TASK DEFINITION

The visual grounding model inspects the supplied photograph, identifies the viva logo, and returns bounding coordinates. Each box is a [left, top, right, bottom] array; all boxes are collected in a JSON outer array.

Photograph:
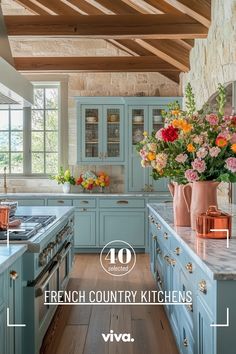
[[102, 330, 134, 342]]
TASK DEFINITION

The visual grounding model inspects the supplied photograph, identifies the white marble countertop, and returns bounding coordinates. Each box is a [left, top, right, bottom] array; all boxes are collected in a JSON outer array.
[[147, 203, 236, 281], [0, 192, 171, 198], [0, 244, 27, 275]]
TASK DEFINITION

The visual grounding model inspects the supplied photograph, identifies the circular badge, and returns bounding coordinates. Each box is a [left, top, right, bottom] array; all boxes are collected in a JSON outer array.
[[100, 240, 136, 277]]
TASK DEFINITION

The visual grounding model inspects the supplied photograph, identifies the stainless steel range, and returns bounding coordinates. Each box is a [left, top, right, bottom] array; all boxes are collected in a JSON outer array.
[[0, 215, 57, 240]]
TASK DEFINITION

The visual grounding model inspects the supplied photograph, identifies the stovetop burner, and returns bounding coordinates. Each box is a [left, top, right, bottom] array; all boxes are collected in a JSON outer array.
[[0, 215, 56, 240]]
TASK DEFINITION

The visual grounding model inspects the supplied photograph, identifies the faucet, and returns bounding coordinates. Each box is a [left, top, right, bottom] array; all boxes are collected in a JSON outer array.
[[3, 166, 7, 194]]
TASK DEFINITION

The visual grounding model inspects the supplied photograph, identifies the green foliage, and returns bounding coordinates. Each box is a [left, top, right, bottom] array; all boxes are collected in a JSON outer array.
[[216, 84, 226, 117], [185, 83, 196, 116]]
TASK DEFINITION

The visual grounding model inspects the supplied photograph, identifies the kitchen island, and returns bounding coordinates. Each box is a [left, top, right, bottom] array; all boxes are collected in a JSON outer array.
[[148, 203, 236, 354]]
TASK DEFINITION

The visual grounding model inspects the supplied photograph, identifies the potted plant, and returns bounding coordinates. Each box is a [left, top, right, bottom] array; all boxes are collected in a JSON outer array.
[[50, 167, 75, 193]]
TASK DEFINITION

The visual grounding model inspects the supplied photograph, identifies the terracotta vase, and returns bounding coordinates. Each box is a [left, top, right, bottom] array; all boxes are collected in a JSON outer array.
[[168, 182, 192, 227], [183, 181, 219, 230]]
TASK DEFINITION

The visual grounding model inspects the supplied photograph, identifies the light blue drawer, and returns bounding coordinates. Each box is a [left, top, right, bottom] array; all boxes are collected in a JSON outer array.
[[17, 199, 45, 206], [47, 199, 72, 206], [99, 198, 145, 208], [73, 198, 96, 208]]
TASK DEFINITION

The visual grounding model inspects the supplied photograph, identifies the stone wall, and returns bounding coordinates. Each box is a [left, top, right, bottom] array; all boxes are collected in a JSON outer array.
[[181, 0, 236, 109]]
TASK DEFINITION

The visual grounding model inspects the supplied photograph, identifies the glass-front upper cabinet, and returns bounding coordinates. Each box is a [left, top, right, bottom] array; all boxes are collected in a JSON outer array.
[[81, 105, 124, 163], [82, 105, 102, 161], [149, 106, 165, 132]]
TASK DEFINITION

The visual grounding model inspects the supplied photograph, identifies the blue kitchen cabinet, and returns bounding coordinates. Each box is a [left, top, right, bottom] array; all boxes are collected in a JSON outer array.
[[128, 104, 171, 192], [197, 297, 215, 354], [99, 210, 145, 247], [0, 304, 7, 354], [79, 103, 124, 163], [74, 210, 96, 247]]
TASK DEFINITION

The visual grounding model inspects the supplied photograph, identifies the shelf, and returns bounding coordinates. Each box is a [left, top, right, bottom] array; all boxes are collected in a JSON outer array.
[[85, 121, 98, 124], [132, 122, 144, 125], [107, 121, 120, 124], [107, 141, 120, 144], [85, 141, 98, 144]]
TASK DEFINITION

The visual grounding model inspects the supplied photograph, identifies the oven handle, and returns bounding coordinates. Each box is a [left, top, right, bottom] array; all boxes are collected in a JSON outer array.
[[57, 242, 72, 263], [35, 261, 60, 298]]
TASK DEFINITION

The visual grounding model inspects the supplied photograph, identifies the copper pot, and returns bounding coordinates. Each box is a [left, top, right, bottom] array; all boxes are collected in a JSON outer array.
[[0, 205, 10, 230], [196, 206, 231, 239]]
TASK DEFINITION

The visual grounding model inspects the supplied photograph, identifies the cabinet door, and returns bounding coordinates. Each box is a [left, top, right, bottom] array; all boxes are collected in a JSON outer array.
[[74, 211, 96, 247], [81, 105, 103, 162], [148, 106, 168, 192], [103, 105, 124, 162], [8, 259, 22, 354], [0, 305, 7, 354], [197, 297, 215, 354], [128, 106, 149, 192], [99, 210, 145, 247]]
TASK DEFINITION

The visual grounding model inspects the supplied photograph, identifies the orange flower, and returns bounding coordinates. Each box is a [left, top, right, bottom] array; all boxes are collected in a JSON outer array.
[[172, 119, 182, 128], [147, 152, 156, 161], [171, 110, 180, 116], [182, 122, 192, 133], [231, 144, 236, 153], [187, 143, 196, 153], [215, 136, 227, 148]]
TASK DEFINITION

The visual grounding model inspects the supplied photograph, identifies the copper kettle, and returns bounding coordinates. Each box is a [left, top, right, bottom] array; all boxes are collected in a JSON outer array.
[[0, 205, 10, 230], [196, 206, 231, 239]]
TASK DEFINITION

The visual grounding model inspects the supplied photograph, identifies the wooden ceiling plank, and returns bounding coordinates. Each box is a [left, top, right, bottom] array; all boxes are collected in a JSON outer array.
[[164, 0, 211, 28], [119, 0, 151, 14], [135, 38, 189, 71], [14, 56, 180, 71], [92, 0, 137, 14], [143, 0, 181, 14], [14, 0, 53, 15], [5, 14, 208, 39], [66, 0, 104, 14], [35, 0, 79, 15]]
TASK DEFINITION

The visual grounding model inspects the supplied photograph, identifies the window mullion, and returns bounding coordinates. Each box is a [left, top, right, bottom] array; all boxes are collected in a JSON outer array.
[[23, 106, 31, 175]]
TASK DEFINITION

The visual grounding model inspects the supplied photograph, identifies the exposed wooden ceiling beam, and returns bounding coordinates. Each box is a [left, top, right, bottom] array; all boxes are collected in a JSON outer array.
[[66, 0, 104, 15], [35, 0, 79, 15], [14, 56, 180, 72], [142, 0, 181, 14], [93, 0, 137, 14], [5, 14, 208, 39], [164, 0, 211, 28], [134, 38, 189, 71]]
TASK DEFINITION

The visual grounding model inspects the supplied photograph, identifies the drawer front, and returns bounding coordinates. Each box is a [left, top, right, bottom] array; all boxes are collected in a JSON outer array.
[[99, 198, 145, 208], [73, 198, 96, 208], [170, 237, 196, 280], [47, 199, 73, 206], [99, 211, 145, 247], [17, 199, 45, 206]]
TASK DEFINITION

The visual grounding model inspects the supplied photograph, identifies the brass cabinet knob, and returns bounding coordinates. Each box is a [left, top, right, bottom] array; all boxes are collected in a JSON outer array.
[[152, 235, 157, 241], [163, 232, 168, 240], [174, 247, 181, 255], [199, 280, 207, 294], [187, 303, 193, 312], [183, 338, 188, 347], [156, 223, 161, 230], [164, 255, 176, 266], [185, 262, 193, 273], [10, 270, 18, 280], [156, 247, 161, 255]]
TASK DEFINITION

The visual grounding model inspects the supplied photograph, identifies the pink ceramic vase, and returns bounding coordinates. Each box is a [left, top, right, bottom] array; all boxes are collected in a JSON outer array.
[[168, 182, 192, 227], [183, 181, 219, 230]]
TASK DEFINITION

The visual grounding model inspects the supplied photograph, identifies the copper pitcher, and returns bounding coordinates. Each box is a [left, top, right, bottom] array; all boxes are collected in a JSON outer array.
[[0, 205, 10, 230], [196, 206, 231, 239]]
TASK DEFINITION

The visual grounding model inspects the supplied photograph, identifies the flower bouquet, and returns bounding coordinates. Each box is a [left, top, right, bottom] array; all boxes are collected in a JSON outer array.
[[76, 171, 97, 192], [95, 171, 110, 192], [50, 167, 75, 193]]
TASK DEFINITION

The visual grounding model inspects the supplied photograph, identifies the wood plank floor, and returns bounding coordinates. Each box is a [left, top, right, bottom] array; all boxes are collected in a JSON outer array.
[[40, 254, 179, 354]]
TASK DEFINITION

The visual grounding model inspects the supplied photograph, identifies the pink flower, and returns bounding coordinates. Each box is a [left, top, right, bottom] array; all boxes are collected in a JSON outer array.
[[209, 146, 221, 157], [155, 128, 164, 140], [175, 153, 188, 164], [217, 130, 231, 141], [185, 169, 199, 182], [231, 133, 236, 144], [151, 153, 168, 172], [139, 149, 148, 160], [191, 158, 206, 173], [147, 143, 157, 152], [223, 115, 231, 122], [225, 157, 236, 172], [206, 113, 219, 126], [196, 147, 208, 159]]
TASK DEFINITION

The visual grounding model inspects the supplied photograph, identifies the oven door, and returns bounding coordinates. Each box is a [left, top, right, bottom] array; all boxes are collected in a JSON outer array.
[[58, 241, 73, 290]]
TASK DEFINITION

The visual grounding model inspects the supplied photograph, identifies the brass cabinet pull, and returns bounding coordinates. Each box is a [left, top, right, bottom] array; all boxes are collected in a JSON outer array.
[[148, 215, 155, 224], [183, 338, 188, 347], [164, 255, 176, 266], [174, 247, 181, 255], [156, 223, 161, 230], [10, 270, 18, 280], [199, 280, 207, 294], [82, 208, 87, 212], [116, 200, 129, 204], [163, 232, 168, 240], [152, 235, 157, 241], [81, 200, 89, 204], [185, 262, 193, 273], [57, 200, 64, 204], [156, 247, 161, 255]]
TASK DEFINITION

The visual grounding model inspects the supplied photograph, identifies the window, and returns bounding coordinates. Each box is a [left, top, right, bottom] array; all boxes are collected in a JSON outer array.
[[31, 86, 59, 174], [0, 84, 60, 175]]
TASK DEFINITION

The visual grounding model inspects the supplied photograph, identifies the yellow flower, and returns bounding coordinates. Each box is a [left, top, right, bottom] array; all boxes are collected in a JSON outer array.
[[143, 131, 148, 137], [172, 119, 182, 128], [182, 122, 192, 133], [231, 144, 236, 153], [187, 143, 196, 153], [147, 152, 156, 161]]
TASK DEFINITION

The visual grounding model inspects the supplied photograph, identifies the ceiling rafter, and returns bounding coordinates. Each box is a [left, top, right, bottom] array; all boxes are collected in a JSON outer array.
[[15, 0, 54, 15]]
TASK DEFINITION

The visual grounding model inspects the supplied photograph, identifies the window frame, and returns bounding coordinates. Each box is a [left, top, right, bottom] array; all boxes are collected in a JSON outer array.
[[0, 78, 68, 178]]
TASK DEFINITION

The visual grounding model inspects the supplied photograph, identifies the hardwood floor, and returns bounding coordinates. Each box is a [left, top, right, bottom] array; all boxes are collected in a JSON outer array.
[[40, 254, 179, 354]]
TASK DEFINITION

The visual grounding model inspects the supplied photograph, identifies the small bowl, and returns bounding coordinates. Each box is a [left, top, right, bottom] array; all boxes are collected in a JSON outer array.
[[109, 115, 118, 122], [86, 116, 97, 123], [133, 115, 144, 123], [153, 115, 163, 123]]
